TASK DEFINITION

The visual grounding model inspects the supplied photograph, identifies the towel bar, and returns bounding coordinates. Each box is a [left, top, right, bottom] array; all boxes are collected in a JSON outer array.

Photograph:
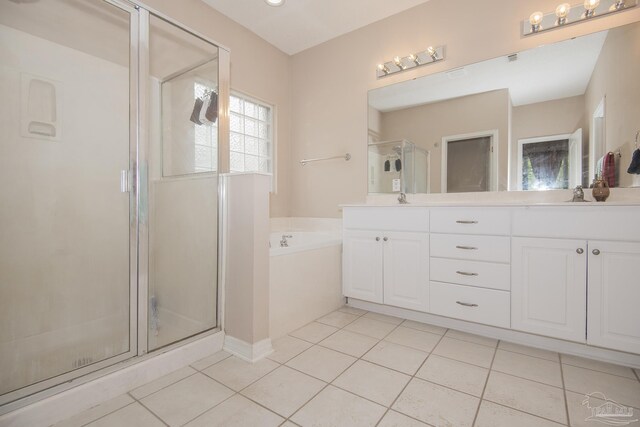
[[300, 153, 351, 166]]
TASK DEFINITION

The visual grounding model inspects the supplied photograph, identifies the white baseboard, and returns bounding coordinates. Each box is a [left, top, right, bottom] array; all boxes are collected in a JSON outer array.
[[0, 331, 224, 427], [348, 299, 640, 369], [223, 336, 273, 363]]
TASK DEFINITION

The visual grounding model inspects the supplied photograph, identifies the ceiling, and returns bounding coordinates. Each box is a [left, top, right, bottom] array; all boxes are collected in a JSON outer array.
[[368, 30, 608, 112], [202, 0, 432, 55]]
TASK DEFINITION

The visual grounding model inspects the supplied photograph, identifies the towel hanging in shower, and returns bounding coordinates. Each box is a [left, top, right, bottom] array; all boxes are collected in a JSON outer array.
[[384, 159, 390, 172], [395, 158, 402, 171], [205, 91, 218, 123], [190, 97, 204, 125], [628, 149, 640, 174]]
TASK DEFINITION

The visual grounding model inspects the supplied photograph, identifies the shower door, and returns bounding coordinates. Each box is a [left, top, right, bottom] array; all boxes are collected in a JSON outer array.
[[145, 13, 222, 351], [0, 0, 137, 406]]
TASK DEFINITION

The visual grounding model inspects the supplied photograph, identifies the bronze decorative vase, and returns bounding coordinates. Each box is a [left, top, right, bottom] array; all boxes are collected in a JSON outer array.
[[592, 178, 610, 202]]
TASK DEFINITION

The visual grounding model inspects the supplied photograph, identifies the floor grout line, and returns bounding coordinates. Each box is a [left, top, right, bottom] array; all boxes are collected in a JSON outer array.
[[470, 338, 498, 427], [558, 352, 572, 427]]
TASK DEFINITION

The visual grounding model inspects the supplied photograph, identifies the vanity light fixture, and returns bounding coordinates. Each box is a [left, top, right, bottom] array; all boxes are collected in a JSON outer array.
[[408, 54, 421, 66], [393, 56, 406, 70], [376, 45, 445, 78], [529, 11, 544, 32], [555, 3, 571, 24], [523, 0, 637, 36], [584, 0, 600, 16]]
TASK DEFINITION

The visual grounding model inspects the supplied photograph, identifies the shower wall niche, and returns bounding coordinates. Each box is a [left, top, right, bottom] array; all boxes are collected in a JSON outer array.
[[20, 73, 61, 140]]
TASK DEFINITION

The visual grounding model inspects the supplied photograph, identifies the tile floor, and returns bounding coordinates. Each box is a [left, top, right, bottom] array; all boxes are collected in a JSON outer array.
[[55, 306, 640, 427]]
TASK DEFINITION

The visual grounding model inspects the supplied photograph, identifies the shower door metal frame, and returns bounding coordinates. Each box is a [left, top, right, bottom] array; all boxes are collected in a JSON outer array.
[[0, 0, 140, 411]]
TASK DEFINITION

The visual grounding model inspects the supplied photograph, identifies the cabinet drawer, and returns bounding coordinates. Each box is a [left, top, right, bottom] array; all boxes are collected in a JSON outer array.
[[430, 257, 510, 291], [430, 234, 510, 263], [343, 207, 429, 232], [430, 281, 510, 328], [431, 208, 511, 235]]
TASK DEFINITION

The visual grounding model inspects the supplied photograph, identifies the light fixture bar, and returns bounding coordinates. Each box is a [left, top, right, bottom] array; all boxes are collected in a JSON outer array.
[[376, 45, 445, 78], [523, 0, 638, 36]]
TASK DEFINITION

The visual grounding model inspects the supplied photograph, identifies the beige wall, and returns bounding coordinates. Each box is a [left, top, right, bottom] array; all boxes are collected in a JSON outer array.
[[584, 23, 640, 188], [289, 0, 640, 217], [143, 0, 293, 217], [380, 90, 510, 193], [511, 95, 587, 188]]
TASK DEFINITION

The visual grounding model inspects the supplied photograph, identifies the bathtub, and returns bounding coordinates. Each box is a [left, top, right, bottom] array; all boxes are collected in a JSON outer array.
[[269, 219, 344, 339]]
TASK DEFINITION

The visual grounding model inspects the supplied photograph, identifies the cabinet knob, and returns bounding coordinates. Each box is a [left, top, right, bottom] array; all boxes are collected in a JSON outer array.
[[576, 248, 584, 254], [375, 237, 380, 241], [383, 237, 389, 242], [592, 249, 600, 256]]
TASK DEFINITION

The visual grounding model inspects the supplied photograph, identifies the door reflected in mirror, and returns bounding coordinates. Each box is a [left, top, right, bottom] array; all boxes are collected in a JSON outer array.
[[368, 20, 640, 194]]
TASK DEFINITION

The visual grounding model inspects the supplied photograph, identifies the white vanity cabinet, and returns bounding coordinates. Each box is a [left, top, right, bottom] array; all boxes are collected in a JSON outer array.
[[511, 237, 587, 342], [511, 206, 640, 351], [342, 230, 384, 303], [342, 207, 429, 311], [587, 240, 640, 354], [343, 204, 640, 359]]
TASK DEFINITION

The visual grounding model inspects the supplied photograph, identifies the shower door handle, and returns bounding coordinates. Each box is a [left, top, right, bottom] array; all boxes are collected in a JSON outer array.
[[120, 170, 130, 193]]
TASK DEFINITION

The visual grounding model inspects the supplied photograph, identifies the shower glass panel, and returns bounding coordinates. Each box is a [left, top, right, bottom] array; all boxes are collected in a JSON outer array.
[[148, 14, 219, 350], [0, 0, 134, 401]]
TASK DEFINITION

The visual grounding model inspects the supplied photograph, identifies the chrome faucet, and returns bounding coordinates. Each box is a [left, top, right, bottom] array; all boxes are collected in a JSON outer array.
[[280, 234, 293, 247], [398, 192, 409, 204]]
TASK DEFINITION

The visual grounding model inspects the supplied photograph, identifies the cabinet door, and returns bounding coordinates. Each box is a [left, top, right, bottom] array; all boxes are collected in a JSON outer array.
[[511, 237, 587, 342], [588, 241, 640, 354], [383, 231, 429, 311], [343, 230, 384, 303]]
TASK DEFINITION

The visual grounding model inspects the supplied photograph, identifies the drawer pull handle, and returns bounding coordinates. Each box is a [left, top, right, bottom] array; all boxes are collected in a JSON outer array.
[[456, 220, 478, 224], [456, 271, 478, 276], [456, 245, 478, 250], [456, 301, 479, 308]]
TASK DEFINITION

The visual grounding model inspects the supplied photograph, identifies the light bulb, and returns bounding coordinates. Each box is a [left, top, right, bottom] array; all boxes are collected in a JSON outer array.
[[529, 11, 544, 32], [555, 3, 570, 24], [408, 53, 420, 65], [377, 64, 390, 75], [584, 0, 600, 17], [426, 46, 438, 60], [393, 56, 406, 70], [264, 0, 285, 6]]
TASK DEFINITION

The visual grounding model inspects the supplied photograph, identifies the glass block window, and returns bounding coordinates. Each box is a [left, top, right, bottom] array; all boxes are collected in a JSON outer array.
[[229, 93, 273, 181], [194, 82, 218, 173]]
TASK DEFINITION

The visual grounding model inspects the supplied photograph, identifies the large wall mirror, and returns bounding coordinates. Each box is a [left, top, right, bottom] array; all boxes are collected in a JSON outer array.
[[368, 20, 640, 194]]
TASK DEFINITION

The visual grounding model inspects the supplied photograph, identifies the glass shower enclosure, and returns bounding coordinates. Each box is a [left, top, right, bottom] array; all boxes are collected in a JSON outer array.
[[0, 0, 228, 411]]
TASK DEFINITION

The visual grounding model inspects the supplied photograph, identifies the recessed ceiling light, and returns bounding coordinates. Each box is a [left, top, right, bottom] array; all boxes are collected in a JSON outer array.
[[265, 0, 285, 6]]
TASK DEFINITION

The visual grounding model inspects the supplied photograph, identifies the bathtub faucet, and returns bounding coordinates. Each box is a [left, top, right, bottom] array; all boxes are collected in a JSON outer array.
[[280, 234, 293, 247]]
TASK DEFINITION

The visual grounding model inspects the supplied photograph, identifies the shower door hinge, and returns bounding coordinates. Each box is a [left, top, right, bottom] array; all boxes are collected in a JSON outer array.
[[120, 169, 131, 193]]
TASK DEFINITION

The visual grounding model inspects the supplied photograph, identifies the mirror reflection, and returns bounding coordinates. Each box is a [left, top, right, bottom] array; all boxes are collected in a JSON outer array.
[[368, 20, 640, 194]]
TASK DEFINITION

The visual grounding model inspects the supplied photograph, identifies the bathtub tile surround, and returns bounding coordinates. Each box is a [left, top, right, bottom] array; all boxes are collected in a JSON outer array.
[[55, 306, 640, 426]]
